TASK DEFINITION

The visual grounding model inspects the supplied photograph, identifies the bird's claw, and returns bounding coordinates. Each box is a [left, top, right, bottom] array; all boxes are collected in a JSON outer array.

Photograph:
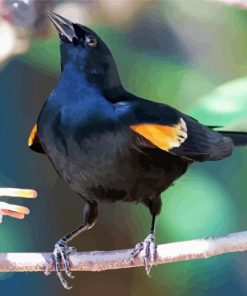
[[130, 233, 157, 275], [44, 239, 76, 289]]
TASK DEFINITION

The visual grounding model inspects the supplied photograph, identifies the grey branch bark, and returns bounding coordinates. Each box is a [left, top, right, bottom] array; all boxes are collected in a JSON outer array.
[[0, 231, 247, 272]]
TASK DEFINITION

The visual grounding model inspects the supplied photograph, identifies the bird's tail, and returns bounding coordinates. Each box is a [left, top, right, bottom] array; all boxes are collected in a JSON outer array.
[[219, 131, 247, 147]]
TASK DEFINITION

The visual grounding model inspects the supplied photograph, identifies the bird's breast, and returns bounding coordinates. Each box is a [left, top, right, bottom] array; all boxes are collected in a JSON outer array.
[[39, 109, 136, 192], [38, 102, 189, 203]]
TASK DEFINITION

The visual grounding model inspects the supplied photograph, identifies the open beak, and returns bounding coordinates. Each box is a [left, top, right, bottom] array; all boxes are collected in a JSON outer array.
[[48, 11, 76, 43]]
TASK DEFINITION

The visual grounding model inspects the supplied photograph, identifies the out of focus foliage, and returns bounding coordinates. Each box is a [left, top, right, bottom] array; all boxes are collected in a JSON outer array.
[[1, 1, 247, 295]]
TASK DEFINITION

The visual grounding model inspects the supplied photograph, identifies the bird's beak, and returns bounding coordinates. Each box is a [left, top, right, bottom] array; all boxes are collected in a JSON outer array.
[[48, 11, 76, 43]]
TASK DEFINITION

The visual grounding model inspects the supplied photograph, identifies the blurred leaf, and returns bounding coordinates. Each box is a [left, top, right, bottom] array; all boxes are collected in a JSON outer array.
[[21, 37, 60, 76], [124, 56, 214, 108], [159, 168, 238, 241], [188, 77, 247, 128], [97, 27, 215, 109], [152, 253, 234, 295]]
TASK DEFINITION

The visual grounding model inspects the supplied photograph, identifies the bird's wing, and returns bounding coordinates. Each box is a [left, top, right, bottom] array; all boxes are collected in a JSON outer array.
[[131, 117, 188, 151], [28, 124, 45, 154], [117, 99, 233, 162]]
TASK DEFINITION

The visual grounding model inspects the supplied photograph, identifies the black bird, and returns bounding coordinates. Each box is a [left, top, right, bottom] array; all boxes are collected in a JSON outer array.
[[28, 11, 247, 289]]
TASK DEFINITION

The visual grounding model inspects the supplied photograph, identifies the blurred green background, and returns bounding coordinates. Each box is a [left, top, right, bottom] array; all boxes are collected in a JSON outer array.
[[1, 0, 247, 295]]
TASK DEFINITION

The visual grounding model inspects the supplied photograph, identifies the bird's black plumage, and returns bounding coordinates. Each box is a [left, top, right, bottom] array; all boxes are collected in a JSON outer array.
[[29, 12, 247, 289]]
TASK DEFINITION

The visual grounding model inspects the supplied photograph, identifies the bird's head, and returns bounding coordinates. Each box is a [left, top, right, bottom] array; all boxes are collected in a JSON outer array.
[[48, 11, 122, 96]]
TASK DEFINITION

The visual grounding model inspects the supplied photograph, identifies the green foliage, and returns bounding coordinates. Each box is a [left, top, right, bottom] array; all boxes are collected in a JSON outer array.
[[21, 37, 60, 75], [189, 77, 247, 128], [159, 168, 237, 241]]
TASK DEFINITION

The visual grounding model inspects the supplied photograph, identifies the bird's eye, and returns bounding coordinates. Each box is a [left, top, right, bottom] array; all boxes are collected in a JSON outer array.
[[85, 36, 97, 48]]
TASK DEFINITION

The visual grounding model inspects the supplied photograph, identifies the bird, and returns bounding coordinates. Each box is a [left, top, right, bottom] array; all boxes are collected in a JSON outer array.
[[28, 11, 247, 289]]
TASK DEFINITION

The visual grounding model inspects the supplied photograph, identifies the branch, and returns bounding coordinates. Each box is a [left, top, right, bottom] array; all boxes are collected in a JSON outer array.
[[0, 188, 37, 221], [1, 231, 247, 272], [217, 0, 247, 9]]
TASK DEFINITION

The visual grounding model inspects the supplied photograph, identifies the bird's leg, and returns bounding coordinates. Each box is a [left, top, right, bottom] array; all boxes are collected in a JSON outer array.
[[45, 200, 98, 289], [130, 214, 157, 275]]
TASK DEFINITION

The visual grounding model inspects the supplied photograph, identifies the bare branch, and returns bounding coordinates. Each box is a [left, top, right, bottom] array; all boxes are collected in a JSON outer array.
[[0, 188, 37, 198], [217, 0, 247, 9], [0, 187, 37, 221], [0, 231, 247, 272]]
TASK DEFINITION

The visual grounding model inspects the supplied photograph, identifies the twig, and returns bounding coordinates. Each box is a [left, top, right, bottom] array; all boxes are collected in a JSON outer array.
[[0, 231, 247, 272], [0, 188, 37, 198], [0, 188, 37, 222], [217, 0, 247, 9]]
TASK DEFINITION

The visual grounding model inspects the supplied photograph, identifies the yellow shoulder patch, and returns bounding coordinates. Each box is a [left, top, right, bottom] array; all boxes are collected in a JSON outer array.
[[28, 124, 38, 147], [130, 118, 187, 151]]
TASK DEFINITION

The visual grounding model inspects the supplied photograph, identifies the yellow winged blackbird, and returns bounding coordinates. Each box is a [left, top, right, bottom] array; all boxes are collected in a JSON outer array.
[[29, 11, 247, 289]]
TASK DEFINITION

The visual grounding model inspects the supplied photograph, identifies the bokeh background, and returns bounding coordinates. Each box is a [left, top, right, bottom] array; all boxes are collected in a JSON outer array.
[[1, 0, 247, 295]]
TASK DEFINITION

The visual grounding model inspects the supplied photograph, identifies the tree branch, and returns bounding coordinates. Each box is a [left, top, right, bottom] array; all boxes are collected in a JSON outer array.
[[0, 231, 247, 272], [217, 0, 247, 9], [0, 188, 37, 222]]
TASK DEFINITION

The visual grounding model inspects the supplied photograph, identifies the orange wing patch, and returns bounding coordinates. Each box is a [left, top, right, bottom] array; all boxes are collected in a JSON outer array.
[[130, 118, 187, 151], [28, 124, 45, 154], [28, 124, 38, 147]]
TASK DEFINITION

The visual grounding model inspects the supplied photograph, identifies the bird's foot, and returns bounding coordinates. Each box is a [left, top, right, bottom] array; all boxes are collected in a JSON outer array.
[[130, 233, 157, 275], [44, 239, 76, 289]]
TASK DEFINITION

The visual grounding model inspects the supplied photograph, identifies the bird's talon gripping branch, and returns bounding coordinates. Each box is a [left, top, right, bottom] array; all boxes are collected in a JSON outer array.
[[44, 257, 53, 276], [130, 242, 144, 260], [130, 234, 157, 275], [45, 240, 76, 289], [57, 271, 72, 290]]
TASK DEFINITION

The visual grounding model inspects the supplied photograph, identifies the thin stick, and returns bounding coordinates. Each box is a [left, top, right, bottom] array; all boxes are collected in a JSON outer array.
[[0, 188, 37, 198], [0, 188, 37, 222], [0, 231, 247, 272], [217, 0, 247, 9]]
